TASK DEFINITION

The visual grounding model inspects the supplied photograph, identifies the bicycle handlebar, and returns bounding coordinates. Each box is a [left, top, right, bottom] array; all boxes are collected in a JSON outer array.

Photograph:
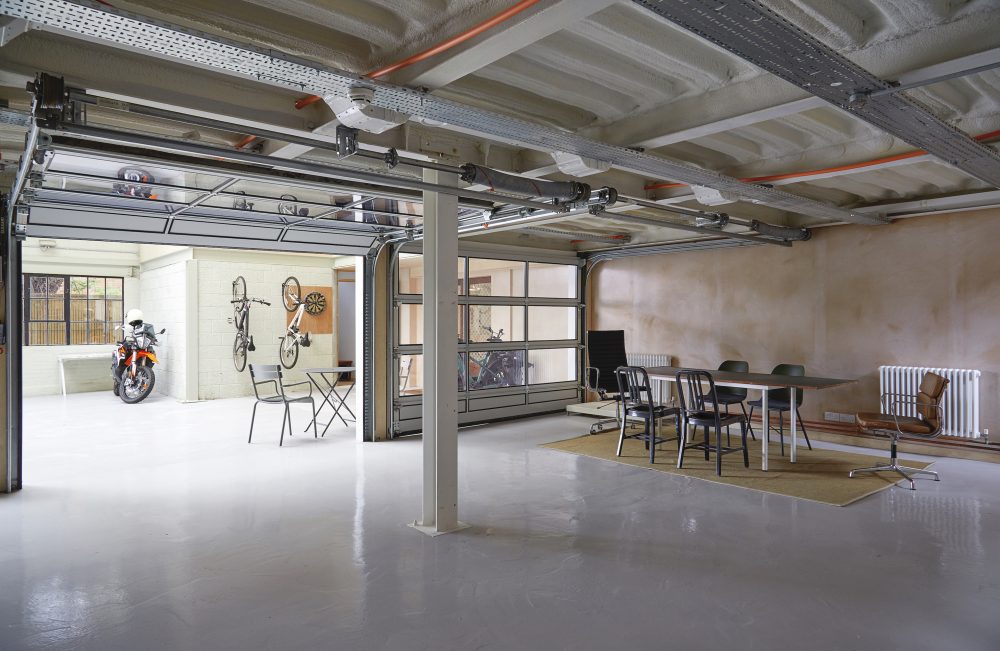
[[230, 298, 272, 305]]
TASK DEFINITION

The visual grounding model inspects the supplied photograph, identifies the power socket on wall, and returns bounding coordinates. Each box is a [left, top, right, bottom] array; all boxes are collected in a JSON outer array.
[[824, 412, 856, 423]]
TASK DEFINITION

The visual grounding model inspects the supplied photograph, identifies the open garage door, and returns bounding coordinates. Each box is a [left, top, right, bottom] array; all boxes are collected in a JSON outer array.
[[21, 141, 416, 256], [0, 106, 496, 491]]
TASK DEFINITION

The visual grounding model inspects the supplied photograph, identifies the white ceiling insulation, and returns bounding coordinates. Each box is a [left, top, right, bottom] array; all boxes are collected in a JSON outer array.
[[1, 0, 999, 250]]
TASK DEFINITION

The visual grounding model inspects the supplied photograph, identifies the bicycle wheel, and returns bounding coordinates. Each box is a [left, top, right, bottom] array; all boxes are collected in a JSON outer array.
[[232, 276, 246, 302], [281, 276, 300, 312], [233, 334, 248, 372], [279, 335, 299, 369]]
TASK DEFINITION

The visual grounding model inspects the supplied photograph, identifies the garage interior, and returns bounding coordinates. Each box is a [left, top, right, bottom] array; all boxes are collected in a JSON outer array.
[[1, 0, 999, 649]]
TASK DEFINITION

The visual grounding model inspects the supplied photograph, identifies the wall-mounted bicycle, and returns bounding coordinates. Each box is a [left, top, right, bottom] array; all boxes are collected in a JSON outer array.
[[230, 276, 270, 372], [279, 276, 320, 369]]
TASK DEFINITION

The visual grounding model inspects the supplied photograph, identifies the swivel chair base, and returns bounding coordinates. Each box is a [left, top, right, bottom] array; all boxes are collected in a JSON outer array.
[[848, 437, 939, 490]]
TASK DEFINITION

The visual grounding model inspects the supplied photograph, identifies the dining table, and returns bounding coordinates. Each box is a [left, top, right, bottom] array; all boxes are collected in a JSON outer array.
[[644, 366, 856, 471]]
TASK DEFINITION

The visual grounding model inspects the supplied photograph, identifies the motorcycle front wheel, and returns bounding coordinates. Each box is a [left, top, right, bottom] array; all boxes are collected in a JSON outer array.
[[279, 335, 299, 369], [233, 334, 248, 372], [120, 366, 156, 404]]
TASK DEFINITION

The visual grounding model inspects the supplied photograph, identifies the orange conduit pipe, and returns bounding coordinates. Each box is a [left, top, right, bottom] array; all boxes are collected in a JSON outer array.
[[644, 129, 1000, 191], [294, 0, 541, 110], [234, 134, 258, 150]]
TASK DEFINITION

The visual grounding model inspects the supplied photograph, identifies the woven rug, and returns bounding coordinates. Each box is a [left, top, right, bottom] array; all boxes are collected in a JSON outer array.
[[542, 429, 934, 506]]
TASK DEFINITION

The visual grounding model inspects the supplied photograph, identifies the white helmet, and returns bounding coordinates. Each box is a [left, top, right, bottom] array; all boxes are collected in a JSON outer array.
[[125, 308, 144, 325]]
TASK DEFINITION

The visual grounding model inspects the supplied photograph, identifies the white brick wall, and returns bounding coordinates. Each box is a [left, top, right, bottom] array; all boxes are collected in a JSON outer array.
[[196, 256, 337, 399], [23, 345, 115, 396], [22, 239, 141, 396], [138, 261, 189, 399]]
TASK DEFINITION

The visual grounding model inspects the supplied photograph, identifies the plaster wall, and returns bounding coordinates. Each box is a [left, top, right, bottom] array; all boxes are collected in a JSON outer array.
[[590, 209, 1000, 435]]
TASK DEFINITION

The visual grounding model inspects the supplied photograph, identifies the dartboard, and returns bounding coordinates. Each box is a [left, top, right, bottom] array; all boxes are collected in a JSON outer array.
[[304, 291, 327, 315]]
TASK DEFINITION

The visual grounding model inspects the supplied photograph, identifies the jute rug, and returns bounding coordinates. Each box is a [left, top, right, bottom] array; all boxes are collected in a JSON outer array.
[[542, 429, 933, 506]]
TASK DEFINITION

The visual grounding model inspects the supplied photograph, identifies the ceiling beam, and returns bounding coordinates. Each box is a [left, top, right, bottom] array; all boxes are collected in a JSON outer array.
[[0, 0, 879, 224], [599, 45, 1000, 151], [854, 189, 1000, 217], [274, 0, 617, 158], [390, 0, 619, 89], [631, 1, 1000, 188]]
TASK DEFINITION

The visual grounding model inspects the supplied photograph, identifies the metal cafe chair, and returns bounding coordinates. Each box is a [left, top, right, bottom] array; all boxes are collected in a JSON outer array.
[[676, 369, 749, 476], [248, 363, 318, 446], [613, 366, 681, 464], [699, 360, 755, 444]]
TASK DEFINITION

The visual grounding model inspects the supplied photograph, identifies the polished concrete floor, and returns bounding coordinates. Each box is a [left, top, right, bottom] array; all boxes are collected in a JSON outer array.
[[2, 392, 999, 650]]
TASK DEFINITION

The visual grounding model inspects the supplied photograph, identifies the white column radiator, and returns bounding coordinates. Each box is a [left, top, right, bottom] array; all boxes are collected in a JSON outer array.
[[628, 353, 673, 404], [878, 366, 981, 439]]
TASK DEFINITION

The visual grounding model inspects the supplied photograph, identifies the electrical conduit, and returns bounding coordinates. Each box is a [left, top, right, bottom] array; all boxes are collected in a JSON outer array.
[[644, 129, 1000, 191], [292, 0, 541, 111]]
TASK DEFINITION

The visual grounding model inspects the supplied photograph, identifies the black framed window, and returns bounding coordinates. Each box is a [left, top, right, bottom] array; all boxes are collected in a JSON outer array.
[[23, 274, 124, 345]]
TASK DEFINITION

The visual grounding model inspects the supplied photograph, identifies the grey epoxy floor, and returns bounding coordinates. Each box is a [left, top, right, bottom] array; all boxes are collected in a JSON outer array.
[[2, 392, 999, 650]]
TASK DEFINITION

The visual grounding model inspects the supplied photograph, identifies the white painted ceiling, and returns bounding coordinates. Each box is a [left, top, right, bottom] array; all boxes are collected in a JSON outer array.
[[2, 0, 1000, 250]]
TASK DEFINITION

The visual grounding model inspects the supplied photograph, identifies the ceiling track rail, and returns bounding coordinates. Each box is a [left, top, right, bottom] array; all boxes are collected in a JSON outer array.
[[46, 137, 480, 211], [632, 0, 1000, 188], [51, 123, 559, 213], [586, 238, 763, 262], [0, 0, 881, 225]]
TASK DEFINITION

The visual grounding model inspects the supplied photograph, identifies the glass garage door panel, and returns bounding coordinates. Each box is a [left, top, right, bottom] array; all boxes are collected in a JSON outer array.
[[467, 258, 525, 297], [468, 350, 525, 391], [398, 304, 465, 345], [528, 348, 577, 385], [398, 254, 466, 295], [527, 306, 576, 341], [399, 353, 469, 395], [468, 305, 524, 342], [528, 262, 578, 299]]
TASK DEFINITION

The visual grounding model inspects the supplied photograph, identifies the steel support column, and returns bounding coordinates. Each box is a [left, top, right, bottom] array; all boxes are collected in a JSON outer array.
[[413, 169, 463, 535]]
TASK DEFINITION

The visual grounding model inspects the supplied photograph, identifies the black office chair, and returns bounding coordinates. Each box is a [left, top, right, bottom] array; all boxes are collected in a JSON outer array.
[[675, 369, 749, 476], [747, 363, 812, 455], [585, 330, 629, 434], [614, 366, 681, 464], [700, 360, 755, 444]]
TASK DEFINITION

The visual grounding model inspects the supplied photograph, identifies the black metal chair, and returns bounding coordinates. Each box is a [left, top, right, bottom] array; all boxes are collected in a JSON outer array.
[[248, 363, 318, 446], [747, 363, 812, 456], [585, 330, 629, 434], [613, 366, 681, 464], [676, 369, 749, 476], [699, 360, 755, 444]]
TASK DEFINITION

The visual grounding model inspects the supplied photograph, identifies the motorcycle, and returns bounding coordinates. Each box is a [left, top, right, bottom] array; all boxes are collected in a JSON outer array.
[[111, 322, 166, 404]]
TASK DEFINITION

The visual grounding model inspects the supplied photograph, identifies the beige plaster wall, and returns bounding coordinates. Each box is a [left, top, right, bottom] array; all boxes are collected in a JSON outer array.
[[590, 208, 1000, 435]]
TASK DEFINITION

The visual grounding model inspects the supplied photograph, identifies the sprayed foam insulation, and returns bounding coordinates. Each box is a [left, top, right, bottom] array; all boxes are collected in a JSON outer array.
[[1, 0, 1000, 245]]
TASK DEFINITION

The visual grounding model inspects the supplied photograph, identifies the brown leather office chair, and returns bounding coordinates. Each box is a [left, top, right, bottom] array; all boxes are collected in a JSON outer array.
[[849, 372, 949, 490]]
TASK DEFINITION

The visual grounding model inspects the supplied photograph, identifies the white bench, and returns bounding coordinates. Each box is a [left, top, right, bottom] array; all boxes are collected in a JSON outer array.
[[57, 353, 109, 395]]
